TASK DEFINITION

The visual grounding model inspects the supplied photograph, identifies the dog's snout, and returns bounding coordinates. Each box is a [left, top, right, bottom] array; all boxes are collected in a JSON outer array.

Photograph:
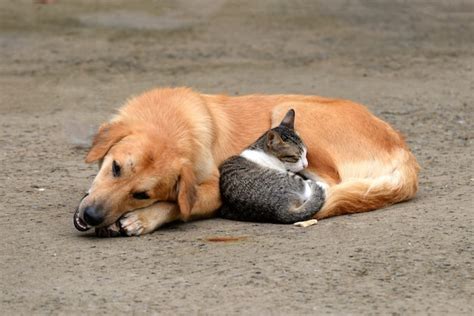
[[83, 205, 105, 226]]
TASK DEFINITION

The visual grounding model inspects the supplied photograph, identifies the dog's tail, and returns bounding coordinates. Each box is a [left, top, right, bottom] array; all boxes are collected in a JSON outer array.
[[315, 149, 419, 219]]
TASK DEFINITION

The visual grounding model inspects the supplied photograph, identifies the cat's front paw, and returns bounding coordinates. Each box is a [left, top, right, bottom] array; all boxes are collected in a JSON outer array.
[[316, 181, 329, 192]]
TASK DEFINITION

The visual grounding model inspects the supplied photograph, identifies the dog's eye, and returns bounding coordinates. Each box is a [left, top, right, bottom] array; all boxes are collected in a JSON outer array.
[[112, 160, 121, 177], [132, 191, 149, 200]]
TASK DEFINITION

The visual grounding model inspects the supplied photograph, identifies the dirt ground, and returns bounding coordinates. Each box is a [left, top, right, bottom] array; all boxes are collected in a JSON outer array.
[[0, 0, 473, 314]]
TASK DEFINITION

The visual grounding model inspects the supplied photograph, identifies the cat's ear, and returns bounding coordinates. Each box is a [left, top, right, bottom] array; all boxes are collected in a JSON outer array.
[[266, 130, 284, 149], [279, 109, 295, 130]]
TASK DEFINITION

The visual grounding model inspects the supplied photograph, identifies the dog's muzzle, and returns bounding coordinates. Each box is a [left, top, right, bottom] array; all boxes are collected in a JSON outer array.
[[73, 193, 91, 232]]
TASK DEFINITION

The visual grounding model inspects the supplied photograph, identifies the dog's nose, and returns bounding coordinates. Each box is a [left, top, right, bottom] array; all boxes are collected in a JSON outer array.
[[83, 205, 104, 226]]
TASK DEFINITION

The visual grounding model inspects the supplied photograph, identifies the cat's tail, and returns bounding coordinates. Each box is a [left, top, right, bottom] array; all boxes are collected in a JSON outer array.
[[315, 149, 419, 219]]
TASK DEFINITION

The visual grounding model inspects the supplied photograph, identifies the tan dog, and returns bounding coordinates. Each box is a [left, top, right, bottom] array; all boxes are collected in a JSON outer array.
[[73, 87, 419, 236]]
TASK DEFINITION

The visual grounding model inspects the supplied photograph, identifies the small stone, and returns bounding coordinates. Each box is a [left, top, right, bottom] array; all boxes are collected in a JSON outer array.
[[294, 219, 318, 227]]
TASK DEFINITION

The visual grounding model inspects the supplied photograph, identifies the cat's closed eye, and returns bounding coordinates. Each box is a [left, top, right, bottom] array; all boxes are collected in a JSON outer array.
[[280, 155, 299, 162]]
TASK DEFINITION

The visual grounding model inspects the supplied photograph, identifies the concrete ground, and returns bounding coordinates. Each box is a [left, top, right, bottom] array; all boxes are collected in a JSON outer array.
[[0, 0, 472, 314]]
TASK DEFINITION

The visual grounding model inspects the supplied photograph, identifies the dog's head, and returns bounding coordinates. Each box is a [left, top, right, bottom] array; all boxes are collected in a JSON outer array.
[[74, 120, 197, 231]]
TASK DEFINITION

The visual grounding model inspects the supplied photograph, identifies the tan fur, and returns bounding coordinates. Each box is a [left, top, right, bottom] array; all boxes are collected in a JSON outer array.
[[79, 87, 419, 233], [177, 163, 198, 219]]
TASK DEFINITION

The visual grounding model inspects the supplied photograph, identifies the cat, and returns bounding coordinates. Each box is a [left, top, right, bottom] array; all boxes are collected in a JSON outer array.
[[218, 109, 327, 224]]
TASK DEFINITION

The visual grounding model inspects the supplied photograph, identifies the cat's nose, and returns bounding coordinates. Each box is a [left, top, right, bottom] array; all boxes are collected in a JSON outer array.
[[303, 158, 308, 168]]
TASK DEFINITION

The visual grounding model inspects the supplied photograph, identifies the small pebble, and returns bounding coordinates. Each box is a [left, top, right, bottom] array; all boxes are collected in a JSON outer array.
[[294, 219, 318, 227]]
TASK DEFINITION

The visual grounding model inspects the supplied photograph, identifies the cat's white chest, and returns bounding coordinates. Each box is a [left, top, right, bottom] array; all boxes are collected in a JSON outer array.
[[240, 149, 286, 172]]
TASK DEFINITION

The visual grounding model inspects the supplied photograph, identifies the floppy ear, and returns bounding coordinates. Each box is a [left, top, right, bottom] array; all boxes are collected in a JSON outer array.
[[85, 121, 129, 163], [279, 109, 295, 129], [266, 130, 284, 149], [177, 163, 197, 219]]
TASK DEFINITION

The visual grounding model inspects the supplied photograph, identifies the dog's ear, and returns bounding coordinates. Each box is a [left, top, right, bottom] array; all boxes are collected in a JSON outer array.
[[177, 163, 197, 219], [85, 121, 129, 163], [279, 109, 295, 129]]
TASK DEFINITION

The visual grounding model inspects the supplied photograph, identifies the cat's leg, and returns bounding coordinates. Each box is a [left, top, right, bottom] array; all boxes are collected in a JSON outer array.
[[287, 178, 326, 225], [298, 169, 330, 192]]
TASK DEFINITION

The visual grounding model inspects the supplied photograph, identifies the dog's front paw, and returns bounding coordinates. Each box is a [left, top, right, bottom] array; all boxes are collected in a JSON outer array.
[[95, 222, 123, 238], [119, 212, 145, 236]]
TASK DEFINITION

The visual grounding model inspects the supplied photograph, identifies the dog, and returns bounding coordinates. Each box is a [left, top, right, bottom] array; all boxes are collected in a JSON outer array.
[[73, 87, 419, 237]]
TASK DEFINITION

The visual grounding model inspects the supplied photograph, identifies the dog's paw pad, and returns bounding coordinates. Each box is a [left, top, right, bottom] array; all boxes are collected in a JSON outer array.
[[119, 213, 145, 236]]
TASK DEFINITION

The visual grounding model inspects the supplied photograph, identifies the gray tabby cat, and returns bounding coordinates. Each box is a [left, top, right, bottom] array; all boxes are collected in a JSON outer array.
[[219, 109, 327, 224]]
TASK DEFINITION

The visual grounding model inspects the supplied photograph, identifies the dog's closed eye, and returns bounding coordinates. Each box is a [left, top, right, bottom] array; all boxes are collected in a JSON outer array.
[[112, 160, 121, 177], [132, 191, 150, 200]]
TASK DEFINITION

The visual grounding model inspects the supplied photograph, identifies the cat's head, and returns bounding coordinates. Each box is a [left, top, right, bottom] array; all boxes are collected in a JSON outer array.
[[264, 109, 308, 172]]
